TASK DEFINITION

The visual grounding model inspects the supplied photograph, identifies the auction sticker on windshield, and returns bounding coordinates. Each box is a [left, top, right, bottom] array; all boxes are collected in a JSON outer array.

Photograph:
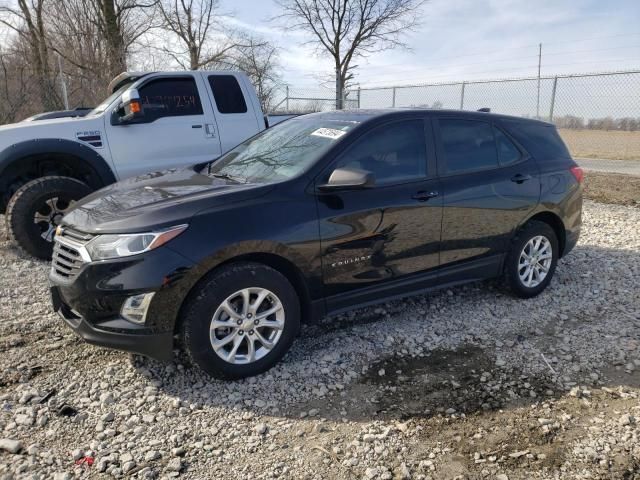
[[310, 128, 348, 140]]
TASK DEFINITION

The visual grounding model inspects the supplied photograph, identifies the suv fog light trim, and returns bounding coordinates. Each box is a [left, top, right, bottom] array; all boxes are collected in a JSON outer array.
[[121, 292, 155, 325]]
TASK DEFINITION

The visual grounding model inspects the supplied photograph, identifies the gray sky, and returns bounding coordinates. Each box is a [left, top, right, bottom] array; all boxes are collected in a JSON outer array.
[[227, 0, 640, 89]]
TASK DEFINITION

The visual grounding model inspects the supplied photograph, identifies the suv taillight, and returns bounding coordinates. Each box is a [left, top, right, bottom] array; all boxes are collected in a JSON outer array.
[[570, 166, 584, 183]]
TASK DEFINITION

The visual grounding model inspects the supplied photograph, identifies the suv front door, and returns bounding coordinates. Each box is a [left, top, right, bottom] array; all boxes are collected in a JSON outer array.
[[315, 118, 442, 311], [106, 75, 222, 179], [434, 116, 540, 274]]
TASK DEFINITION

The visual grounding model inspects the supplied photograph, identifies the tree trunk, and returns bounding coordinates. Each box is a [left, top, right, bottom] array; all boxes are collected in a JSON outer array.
[[189, 46, 199, 70], [335, 65, 343, 110], [101, 0, 126, 78]]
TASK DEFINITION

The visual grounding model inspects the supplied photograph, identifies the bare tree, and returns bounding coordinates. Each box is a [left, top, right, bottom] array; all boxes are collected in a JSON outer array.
[[158, 0, 239, 70], [275, 0, 425, 109], [233, 36, 281, 112], [92, 0, 158, 78], [0, 0, 62, 111]]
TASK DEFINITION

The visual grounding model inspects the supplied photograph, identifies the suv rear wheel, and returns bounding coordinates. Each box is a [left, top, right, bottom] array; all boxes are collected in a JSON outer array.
[[6, 176, 91, 259], [503, 220, 559, 298], [181, 262, 301, 379]]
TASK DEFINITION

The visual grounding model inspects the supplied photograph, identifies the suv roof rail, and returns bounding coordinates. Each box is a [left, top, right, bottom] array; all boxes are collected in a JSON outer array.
[[477, 107, 491, 112]]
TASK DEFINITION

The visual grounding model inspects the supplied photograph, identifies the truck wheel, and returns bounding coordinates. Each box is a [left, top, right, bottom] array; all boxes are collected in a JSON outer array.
[[503, 220, 559, 298], [6, 176, 91, 259], [181, 262, 301, 380]]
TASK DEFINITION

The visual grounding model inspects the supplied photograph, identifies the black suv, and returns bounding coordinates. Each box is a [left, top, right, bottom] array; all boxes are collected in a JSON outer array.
[[49, 110, 583, 379]]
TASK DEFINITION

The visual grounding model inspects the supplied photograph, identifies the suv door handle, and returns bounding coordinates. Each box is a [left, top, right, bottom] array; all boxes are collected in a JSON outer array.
[[412, 191, 439, 201], [511, 174, 532, 184]]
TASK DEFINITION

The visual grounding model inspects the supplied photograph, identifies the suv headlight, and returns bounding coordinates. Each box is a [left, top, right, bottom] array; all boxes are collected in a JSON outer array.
[[85, 224, 188, 261]]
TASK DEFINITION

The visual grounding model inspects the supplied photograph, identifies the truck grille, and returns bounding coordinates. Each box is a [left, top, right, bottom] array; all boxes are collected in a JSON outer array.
[[51, 227, 93, 282]]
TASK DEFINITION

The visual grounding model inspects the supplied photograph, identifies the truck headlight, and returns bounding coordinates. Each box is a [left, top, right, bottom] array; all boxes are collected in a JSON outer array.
[[85, 225, 188, 261]]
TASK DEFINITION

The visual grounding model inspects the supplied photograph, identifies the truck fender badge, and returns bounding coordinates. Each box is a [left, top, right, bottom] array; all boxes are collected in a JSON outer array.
[[331, 254, 372, 268], [76, 130, 103, 149]]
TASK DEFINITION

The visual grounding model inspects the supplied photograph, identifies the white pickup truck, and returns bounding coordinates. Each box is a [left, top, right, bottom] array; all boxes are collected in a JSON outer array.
[[0, 71, 290, 258]]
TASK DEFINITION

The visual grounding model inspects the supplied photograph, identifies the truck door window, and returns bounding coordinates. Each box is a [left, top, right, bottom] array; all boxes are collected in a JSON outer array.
[[208, 75, 248, 114], [138, 77, 203, 121]]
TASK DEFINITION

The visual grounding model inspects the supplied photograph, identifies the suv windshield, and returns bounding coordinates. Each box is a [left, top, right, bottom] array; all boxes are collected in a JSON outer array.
[[207, 115, 359, 183]]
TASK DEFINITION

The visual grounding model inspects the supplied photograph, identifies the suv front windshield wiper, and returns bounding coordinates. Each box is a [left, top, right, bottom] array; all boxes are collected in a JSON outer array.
[[209, 172, 243, 184]]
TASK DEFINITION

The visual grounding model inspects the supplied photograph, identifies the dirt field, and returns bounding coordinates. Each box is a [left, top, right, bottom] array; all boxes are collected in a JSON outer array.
[[559, 129, 640, 161], [583, 171, 640, 206]]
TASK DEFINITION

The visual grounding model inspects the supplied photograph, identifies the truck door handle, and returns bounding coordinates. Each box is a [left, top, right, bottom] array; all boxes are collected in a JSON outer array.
[[412, 191, 439, 201], [511, 174, 532, 184], [191, 124, 202, 129]]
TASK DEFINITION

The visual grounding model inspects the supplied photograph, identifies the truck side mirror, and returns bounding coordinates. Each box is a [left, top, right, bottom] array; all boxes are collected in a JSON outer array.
[[118, 88, 144, 123]]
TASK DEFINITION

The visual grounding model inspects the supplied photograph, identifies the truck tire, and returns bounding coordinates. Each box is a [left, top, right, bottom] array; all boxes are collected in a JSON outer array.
[[6, 176, 92, 259]]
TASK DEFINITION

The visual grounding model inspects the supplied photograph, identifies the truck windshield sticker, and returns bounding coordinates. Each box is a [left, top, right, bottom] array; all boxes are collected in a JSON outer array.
[[310, 128, 348, 140]]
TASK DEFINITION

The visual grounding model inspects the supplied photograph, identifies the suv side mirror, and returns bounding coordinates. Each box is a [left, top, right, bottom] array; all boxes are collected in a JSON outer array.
[[117, 88, 144, 123], [318, 167, 375, 191]]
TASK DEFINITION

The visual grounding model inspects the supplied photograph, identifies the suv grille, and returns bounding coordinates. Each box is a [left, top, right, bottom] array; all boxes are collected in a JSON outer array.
[[51, 228, 93, 281]]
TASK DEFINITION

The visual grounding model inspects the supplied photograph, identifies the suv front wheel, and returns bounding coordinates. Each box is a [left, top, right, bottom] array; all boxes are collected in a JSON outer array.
[[6, 176, 92, 259], [181, 262, 301, 380], [503, 220, 559, 298]]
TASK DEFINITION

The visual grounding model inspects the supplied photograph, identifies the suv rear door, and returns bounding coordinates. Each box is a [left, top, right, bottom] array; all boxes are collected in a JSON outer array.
[[315, 117, 442, 310], [433, 116, 540, 273], [106, 74, 222, 179]]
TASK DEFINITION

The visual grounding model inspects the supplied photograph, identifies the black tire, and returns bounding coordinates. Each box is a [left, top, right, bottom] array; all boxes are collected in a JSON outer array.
[[503, 220, 559, 298], [6, 176, 92, 259], [181, 262, 301, 380]]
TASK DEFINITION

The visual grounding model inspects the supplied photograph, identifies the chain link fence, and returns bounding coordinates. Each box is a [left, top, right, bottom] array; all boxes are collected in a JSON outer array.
[[272, 70, 640, 169]]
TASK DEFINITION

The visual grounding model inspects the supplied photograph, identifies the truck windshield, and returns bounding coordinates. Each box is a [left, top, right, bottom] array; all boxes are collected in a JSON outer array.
[[88, 84, 130, 116], [207, 115, 359, 184]]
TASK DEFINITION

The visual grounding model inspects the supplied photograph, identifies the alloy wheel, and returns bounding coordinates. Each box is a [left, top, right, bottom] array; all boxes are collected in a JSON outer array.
[[33, 197, 73, 242], [209, 288, 285, 364], [518, 235, 553, 288]]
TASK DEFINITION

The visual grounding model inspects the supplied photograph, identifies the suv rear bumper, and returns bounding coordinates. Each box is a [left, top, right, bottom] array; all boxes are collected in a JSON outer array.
[[50, 285, 174, 361]]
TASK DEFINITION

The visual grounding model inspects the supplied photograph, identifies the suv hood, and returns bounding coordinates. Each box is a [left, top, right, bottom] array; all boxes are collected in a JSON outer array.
[[62, 166, 273, 233]]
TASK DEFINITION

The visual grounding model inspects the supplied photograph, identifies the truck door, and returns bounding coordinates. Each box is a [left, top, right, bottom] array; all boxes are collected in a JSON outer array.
[[105, 74, 222, 180], [203, 73, 264, 154]]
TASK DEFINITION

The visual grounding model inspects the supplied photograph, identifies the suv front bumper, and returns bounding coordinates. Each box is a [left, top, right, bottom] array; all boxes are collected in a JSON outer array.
[[49, 244, 196, 361], [51, 286, 174, 360]]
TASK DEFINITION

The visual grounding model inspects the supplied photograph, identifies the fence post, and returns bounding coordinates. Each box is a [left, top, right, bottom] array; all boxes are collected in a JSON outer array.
[[357, 87, 361, 109], [285, 85, 289, 112], [549, 76, 558, 122], [460, 82, 466, 110], [392, 87, 396, 108]]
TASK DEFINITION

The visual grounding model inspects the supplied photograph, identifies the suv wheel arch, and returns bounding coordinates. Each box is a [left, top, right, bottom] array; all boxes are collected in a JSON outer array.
[[524, 211, 566, 257], [174, 252, 317, 338]]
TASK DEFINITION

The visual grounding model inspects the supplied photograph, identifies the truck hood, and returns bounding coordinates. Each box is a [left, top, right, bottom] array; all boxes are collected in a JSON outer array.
[[62, 166, 274, 234]]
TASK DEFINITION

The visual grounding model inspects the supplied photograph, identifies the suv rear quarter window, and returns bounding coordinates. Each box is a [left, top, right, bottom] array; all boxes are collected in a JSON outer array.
[[502, 121, 571, 161]]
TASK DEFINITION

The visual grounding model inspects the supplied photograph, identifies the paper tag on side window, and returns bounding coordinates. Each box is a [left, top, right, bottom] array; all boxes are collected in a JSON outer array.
[[310, 128, 347, 139]]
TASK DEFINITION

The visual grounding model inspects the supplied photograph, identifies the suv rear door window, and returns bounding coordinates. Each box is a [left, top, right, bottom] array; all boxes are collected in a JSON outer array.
[[335, 120, 427, 185], [138, 77, 203, 121], [438, 119, 498, 173], [208, 75, 248, 114]]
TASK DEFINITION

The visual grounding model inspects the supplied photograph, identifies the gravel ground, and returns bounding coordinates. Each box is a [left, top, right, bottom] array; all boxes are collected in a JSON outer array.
[[1, 199, 639, 480]]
